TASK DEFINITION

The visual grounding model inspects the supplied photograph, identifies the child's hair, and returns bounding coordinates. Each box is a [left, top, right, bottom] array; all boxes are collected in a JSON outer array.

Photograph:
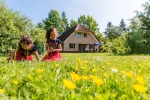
[[18, 35, 33, 49], [46, 28, 57, 43]]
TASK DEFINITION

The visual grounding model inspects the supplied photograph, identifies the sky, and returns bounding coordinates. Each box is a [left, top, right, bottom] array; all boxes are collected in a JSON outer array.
[[4, 0, 148, 33]]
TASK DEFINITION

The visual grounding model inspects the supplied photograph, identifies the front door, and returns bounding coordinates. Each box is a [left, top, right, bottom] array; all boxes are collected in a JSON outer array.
[[79, 44, 87, 52]]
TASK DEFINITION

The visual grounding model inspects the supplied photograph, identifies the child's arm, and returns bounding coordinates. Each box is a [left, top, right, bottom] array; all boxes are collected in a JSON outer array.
[[46, 43, 49, 51], [34, 51, 40, 61], [46, 43, 54, 52], [52, 44, 62, 52], [7, 50, 17, 61]]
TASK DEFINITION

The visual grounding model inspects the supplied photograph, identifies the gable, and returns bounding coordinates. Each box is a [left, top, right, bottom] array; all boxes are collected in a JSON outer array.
[[64, 32, 99, 44], [58, 24, 100, 43]]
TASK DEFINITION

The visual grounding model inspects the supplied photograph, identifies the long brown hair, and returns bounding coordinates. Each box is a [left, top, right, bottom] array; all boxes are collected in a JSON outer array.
[[46, 28, 57, 43]]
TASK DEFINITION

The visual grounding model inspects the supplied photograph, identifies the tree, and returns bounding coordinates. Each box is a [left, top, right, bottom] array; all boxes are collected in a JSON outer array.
[[43, 10, 61, 34], [103, 21, 112, 37], [59, 11, 69, 35], [77, 15, 100, 34], [70, 19, 78, 27], [0, 0, 45, 55], [119, 19, 126, 34]]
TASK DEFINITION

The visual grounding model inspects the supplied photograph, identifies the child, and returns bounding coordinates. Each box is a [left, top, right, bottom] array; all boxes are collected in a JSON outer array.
[[42, 28, 62, 61], [7, 35, 40, 61], [41, 41, 45, 56]]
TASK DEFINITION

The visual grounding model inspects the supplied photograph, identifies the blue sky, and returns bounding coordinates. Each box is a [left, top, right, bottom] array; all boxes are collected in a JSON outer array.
[[4, 0, 148, 33]]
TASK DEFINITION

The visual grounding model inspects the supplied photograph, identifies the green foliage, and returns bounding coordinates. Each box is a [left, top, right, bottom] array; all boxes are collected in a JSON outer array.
[[103, 21, 112, 36], [128, 31, 149, 54], [70, 19, 78, 27], [0, 1, 45, 55], [78, 15, 100, 34], [100, 41, 113, 53], [119, 19, 127, 33], [43, 10, 61, 31], [112, 32, 131, 55], [59, 11, 69, 35]]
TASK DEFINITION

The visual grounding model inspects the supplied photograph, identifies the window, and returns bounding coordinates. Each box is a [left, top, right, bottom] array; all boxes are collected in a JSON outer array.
[[69, 43, 76, 49], [84, 33, 87, 37], [78, 33, 81, 38]]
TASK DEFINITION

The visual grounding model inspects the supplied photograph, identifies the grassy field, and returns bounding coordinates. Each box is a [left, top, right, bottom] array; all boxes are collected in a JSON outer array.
[[0, 53, 150, 100]]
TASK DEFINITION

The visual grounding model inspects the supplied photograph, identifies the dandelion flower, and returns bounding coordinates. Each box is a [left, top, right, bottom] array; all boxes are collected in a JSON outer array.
[[136, 76, 144, 84], [13, 80, 19, 85], [70, 72, 81, 81], [101, 66, 105, 69], [127, 71, 134, 77], [132, 84, 146, 93], [55, 64, 59, 67], [0, 89, 4, 93], [36, 69, 44, 73], [63, 79, 76, 90], [123, 71, 134, 77], [82, 75, 90, 80], [93, 77, 104, 86]]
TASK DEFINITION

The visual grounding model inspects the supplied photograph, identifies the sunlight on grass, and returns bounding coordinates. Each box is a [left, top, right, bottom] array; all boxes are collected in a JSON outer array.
[[0, 53, 150, 99]]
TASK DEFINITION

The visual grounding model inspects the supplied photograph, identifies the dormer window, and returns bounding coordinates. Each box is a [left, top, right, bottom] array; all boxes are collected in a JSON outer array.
[[78, 33, 81, 38]]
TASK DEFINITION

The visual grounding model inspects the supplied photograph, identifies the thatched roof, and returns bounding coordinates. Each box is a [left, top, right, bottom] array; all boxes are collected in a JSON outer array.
[[58, 24, 97, 42]]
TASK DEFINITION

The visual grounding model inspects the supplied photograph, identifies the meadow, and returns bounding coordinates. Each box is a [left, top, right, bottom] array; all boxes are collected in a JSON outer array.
[[0, 53, 150, 100]]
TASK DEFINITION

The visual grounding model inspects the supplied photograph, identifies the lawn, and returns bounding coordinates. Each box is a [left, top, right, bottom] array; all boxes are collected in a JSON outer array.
[[0, 53, 150, 100]]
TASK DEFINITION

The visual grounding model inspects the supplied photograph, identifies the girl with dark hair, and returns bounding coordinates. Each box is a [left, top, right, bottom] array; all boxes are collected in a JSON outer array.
[[42, 28, 62, 61], [7, 35, 40, 61]]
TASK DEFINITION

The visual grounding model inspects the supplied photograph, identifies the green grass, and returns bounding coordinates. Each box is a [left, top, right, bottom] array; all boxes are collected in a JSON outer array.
[[0, 53, 150, 100]]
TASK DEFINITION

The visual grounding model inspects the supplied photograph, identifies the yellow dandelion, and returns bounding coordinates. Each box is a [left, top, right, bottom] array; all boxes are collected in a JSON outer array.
[[132, 84, 146, 93], [101, 66, 105, 69], [76, 58, 81, 62], [82, 75, 90, 80], [123, 71, 134, 77], [136, 76, 144, 84], [13, 80, 19, 85], [19, 70, 23, 74], [0, 89, 5, 93], [127, 71, 134, 77], [93, 77, 104, 86], [63, 79, 76, 90], [70, 72, 81, 81], [36, 69, 44, 73], [55, 64, 59, 67]]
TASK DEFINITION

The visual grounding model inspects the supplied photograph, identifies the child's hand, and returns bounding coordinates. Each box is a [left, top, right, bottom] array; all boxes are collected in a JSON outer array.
[[7, 57, 11, 61], [49, 48, 54, 52]]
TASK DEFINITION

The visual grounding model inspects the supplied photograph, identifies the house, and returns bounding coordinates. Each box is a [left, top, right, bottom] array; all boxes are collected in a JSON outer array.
[[58, 24, 101, 53]]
